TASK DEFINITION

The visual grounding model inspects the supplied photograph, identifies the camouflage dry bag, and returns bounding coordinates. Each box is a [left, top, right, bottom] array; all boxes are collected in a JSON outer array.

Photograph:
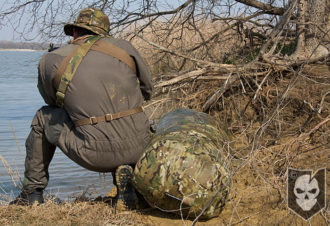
[[133, 108, 231, 219]]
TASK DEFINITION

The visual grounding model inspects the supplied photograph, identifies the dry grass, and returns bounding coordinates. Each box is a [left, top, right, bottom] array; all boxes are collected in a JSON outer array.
[[0, 201, 148, 225]]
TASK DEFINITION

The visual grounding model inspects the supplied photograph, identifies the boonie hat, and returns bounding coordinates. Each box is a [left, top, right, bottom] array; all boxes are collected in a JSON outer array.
[[64, 8, 110, 36]]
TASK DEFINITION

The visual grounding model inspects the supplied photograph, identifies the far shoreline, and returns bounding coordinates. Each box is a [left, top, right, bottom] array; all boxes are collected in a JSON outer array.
[[0, 48, 46, 52]]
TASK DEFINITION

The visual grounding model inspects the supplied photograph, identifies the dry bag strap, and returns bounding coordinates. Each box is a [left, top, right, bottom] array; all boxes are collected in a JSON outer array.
[[74, 106, 144, 127], [55, 35, 102, 107]]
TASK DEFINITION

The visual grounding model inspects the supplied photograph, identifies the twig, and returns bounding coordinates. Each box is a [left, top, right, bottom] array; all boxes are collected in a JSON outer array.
[[297, 115, 330, 140], [230, 213, 260, 225], [191, 181, 228, 226], [202, 73, 238, 112], [228, 196, 242, 225], [135, 33, 236, 70], [143, 98, 175, 109], [259, 0, 298, 58], [0, 155, 19, 188], [320, 209, 330, 225], [9, 121, 24, 162], [318, 90, 330, 114], [149, 102, 161, 119], [253, 70, 272, 100]]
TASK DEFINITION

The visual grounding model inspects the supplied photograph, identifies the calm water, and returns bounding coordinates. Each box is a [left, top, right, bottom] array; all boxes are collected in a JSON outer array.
[[0, 51, 112, 203]]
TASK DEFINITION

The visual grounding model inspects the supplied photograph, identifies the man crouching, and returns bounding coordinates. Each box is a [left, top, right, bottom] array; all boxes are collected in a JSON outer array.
[[10, 7, 152, 209]]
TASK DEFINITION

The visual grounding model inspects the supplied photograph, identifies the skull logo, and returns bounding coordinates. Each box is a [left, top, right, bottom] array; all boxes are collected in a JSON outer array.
[[294, 174, 320, 211]]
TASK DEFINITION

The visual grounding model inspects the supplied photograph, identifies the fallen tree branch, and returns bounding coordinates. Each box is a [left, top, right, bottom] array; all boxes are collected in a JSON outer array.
[[196, 75, 230, 80], [155, 68, 207, 87], [202, 73, 239, 112]]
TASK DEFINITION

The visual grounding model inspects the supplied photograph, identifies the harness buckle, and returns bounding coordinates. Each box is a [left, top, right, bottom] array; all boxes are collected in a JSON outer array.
[[89, 116, 97, 125], [105, 113, 113, 122]]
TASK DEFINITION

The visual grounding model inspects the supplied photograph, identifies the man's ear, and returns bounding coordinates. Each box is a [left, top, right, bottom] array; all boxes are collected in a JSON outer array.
[[72, 27, 78, 39]]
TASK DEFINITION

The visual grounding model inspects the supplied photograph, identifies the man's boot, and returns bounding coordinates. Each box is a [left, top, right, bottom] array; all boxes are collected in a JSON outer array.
[[114, 165, 138, 211], [9, 189, 44, 206]]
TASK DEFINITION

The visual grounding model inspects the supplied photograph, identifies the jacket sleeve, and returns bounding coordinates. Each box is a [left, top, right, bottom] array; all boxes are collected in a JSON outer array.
[[127, 43, 153, 101], [37, 53, 61, 106]]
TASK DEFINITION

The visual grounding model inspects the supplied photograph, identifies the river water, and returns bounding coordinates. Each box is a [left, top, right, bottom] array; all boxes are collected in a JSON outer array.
[[0, 50, 112, 203]]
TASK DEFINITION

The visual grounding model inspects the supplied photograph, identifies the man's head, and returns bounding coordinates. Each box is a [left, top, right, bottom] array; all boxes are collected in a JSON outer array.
[[64, 8, 110, 37]]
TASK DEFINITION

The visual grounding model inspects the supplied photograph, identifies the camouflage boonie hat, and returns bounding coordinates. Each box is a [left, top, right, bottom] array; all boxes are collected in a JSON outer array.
[[133, 108, 232, 219], [64, 8, 110, 36]]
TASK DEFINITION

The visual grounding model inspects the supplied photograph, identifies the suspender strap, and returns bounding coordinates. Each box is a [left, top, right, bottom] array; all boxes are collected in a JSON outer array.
[[55, 35, 102, 107], [92, 40, 136, 73], [72, 38, 136, 73], [74, 106, 144, 127], [53, 46, 79, 90], [53, 37, 137, 96]]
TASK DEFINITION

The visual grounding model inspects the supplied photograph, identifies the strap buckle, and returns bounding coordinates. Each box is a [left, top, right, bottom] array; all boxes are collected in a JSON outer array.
[[105, 113, 113, 122], [55, 91, 65, 108], [89, 116, 97, 125]]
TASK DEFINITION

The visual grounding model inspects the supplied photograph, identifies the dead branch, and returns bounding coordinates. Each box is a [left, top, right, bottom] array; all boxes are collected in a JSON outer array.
[[135, 33, 236, 70], [253, 70, 272, 100], [259, 0, 298, 59], [235, 0, 286, 16], [112, 0, 196, 28], [318, 90, 330, 114], [297, 115, 330, 140], [155, 69, 208, 87], [202, 73, 238, 112]]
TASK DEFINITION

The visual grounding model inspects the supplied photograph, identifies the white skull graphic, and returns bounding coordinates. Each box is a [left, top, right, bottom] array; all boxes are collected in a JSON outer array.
[[294, 174, 320, 211]]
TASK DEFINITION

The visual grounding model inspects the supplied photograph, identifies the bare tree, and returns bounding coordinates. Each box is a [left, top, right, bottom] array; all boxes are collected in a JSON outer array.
[[1, 1, 328, 58], [1, 1, 328, 59]]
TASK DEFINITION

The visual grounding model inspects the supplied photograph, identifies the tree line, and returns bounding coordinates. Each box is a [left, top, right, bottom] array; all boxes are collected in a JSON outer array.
[[0, 40, 48, 50]]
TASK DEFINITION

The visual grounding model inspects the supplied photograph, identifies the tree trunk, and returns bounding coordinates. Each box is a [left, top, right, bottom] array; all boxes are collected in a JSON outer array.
[[292, 0, 329, 60]]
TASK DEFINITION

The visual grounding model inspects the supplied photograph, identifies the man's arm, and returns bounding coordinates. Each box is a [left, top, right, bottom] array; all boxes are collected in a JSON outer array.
[[37, 53, 61, 106], [132, 52, 153, 101], [102, 38, 153, 100], [37, 55, 53, 105], [124, 42, 153, 100]]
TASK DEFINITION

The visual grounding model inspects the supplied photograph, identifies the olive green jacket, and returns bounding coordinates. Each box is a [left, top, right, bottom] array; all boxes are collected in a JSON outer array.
[[37, 36, 152, 171]]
